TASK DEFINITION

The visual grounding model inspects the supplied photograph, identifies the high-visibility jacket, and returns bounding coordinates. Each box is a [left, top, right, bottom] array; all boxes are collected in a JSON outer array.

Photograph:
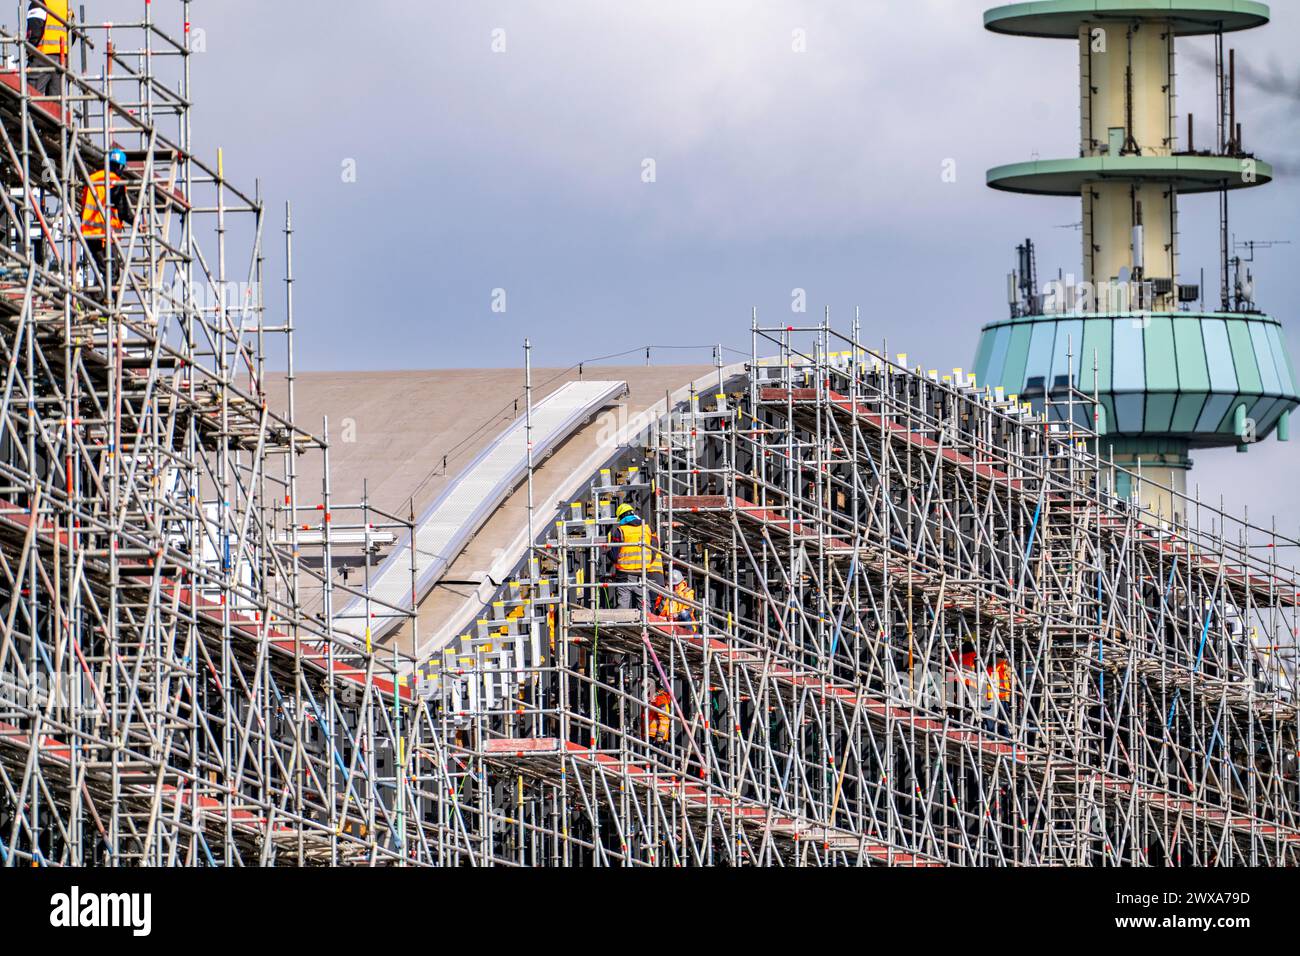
[[663, 580, 696, 621], [952, 652, 1011, 703], [954, 651, 980, 691], [81, 169, 125, 238], [32, 1, 71, 58], [989, 659, 1012, 703], [646, 689, 671, 742], [614, 520, 662, 573]]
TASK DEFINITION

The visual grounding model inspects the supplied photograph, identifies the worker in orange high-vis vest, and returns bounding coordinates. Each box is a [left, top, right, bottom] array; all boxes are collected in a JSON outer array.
[[26, 1, 75, 97], [950, 642, 1011, 709], [645, 685, 671, 745], [949, 643, 981, 708], [987, 658, 1012, 705], [611, 503, 664, 610], [985, 657, 1012, 736], [81, 148, 133, 293], [662, 569, 698, 632]]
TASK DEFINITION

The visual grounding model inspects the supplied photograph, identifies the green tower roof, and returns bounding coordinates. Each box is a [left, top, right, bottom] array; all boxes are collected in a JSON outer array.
[[984, 1, 1270, 38], [987, 156, 1272, 195], [972, 312, 1298, 447]]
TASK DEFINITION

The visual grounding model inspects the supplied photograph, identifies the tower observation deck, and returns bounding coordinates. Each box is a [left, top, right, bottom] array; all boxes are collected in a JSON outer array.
[[972, 1, 1298, 517]]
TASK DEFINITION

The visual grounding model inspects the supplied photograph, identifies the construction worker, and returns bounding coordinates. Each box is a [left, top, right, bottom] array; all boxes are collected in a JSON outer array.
[[986, 655, 1012, 736], [645, 684, 671, 745], [26, 1, 74, 97], [611, 503, 664, 610], [661, 569, 698, 632], [81, 148, 132, 293], [950, 642, 1012, 734], [949, 642, 981, 709]]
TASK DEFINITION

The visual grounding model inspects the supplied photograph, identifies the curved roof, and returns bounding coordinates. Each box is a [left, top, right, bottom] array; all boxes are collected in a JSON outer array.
[[405, 362, 751, 658], [984, 1, 1270, 38], [330, 379, 628, 644], [276, 365, 712, 656]]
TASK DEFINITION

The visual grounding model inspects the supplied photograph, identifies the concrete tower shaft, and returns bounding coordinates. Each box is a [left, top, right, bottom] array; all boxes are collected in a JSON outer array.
[[1079, 20, 1178, 294], [1084, 181, 1177, 296], [1079, 20, 1175, 158]]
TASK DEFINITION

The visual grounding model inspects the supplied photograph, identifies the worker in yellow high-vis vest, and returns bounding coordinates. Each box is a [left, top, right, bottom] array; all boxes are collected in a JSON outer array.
[[611, 503, 664, 610], [26, 1, 76, 98]]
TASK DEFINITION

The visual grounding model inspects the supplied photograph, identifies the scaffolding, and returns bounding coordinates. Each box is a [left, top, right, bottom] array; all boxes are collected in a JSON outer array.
[[419, 320, 1300, 866], [3, 3, 1298, 868], [0, 2, 452, 866]]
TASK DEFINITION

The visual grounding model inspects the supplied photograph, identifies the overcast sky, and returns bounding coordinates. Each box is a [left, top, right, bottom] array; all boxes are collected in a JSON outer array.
[[84, 1, 1300, 532]]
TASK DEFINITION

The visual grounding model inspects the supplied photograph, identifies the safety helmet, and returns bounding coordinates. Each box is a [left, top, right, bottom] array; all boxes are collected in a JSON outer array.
[[108, 148, 127, 171], [615, 503, 634, 519], [671, 570, 685, 585]]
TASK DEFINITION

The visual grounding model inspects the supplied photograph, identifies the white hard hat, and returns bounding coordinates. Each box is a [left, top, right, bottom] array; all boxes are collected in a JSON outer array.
[[671, 570, 685, 584]]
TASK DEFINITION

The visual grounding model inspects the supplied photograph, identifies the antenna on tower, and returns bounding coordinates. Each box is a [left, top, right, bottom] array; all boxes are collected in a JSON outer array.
[[1121, 25, 1141, 155], [1229, 238, 1292, 312], [1008, 239, 1040, 318]]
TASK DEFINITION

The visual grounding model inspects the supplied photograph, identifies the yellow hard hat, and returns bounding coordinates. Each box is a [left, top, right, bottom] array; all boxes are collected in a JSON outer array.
[[616, 503, 634, 518]]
